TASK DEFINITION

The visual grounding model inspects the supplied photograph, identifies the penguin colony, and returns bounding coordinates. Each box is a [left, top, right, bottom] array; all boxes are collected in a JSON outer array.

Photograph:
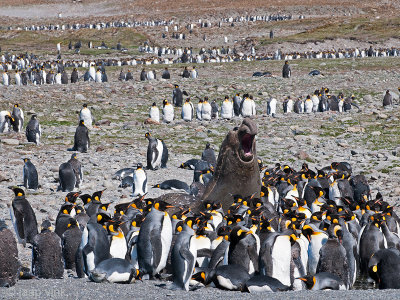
[[2, 116, 400, 292], [2, 44, 399, 85], [2, 13, 295, 32]]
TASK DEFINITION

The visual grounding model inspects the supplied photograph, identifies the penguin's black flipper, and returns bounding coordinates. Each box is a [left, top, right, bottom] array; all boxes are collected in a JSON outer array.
[[75, 248, 85, 278], [150, 229, 162, 269], [293, 256, 306, 277], [161, 140, 168, 168], [179, 247, 196, 284], [196, 248, 213, 258]]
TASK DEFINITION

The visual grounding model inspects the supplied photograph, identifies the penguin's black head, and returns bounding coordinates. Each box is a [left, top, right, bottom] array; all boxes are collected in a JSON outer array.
[[79, 194, 92, 205], [79, 120, 85, 126], [298, 275, 315, 289], [65, 191, 81, 203], [75, 205, 85, 215], [40, 220, 53, 233], [71, 153, 78, 160], [11, 187, 25, 197], [22, 158, 30, 163], [96, 212, 112, 225], [152, 102, 156, 107], [145, 132, 151, 139], [99, 202, 112, 212], [67, 218, 79, 229], [137, 163, 143, 170], [92, 190, 105, 202], [83, 104, 88, 108], [14, 103, 19, 108], [153, 200, 174, 212], [31, 114, 37, 120]]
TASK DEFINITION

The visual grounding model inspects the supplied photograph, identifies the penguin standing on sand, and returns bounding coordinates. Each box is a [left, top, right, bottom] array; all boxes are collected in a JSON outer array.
[[202, 142, 217, 167], [10, 187, 38, 246], [170, 219, 197, 291], [132, 163, 147, 197], [191, 66, 198, 79], [26, 114, 41, 145], [79, 104, 94, 129], [58, 160, 76, 192], [149, 102, 160, 123], [12, 104, 24, 132], [162, 68, 170, 79], [137, 200, 173, 278], [181, 98, 194, 121], [240, 94, 256, 117], [233, 93, 241, 116], [0, 111, 14, 133], [282, 61, 291, 78], [221, 96, 234, 119], [68, 153, 83, 188], [71, 68, 79, 83], [61, 70, 68, 84], [162, 99, 174, 123], [72, 120, 90, 152], [267, 97, 277, 117], [0, 220, 19, 287], [368, 248, 400, 289], [32, 220, 64, 279], [172, 85, 183, 107], [196, 99, 203, 120], [62, 218, 82, 271], [146, 132, 168, 170], [2, 71, 9, 86], [383, 90, 393, 107], [23, 158, 39, 190], [201, 97, 212, 121]]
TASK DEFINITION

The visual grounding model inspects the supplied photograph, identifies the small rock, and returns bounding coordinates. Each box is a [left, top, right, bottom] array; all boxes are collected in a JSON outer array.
[[377, 113, 388, 120], [143, 85, 154, 91], [96, 146, 105, 152], [363, 95, 373, 102], [95, 119, 111, 126], [347, 126, 365, 133], [217, 86, 225, 92], [1, 138, 20, 145], [296, 150, 309, 160], [350, 150, 358, 156], [371, 131, 381, 136], [75, 94, 86, 101], [144, 118, 160, 125]]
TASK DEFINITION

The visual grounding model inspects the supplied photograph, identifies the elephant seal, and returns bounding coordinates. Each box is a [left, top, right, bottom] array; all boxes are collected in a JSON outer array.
[[198, 117, 261, 212]]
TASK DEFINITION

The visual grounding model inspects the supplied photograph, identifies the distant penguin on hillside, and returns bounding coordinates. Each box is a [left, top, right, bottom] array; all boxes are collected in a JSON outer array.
[[132, 163, 147, 197], [162, 99, 174, 123], [12, 104, 24, 132], [72, 120, 90, 152], [26, 114, 41, 145], [79, 104, 94, 129], [146, 132, 168, 170], [201, 97, 212, 121], [32, 220, 64, 279], [221, 96, 234, 119], [181, 98, 194, 121], [23, 158, 39, 190], [149, 102, 160, 123]]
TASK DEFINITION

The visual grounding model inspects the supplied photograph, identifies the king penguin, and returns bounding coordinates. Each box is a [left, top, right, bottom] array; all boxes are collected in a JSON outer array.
[[201, 142, 217, 168], [368, 248, 400, 289], [137, 200, 173, 278], [145, 132, 168, 170], [10, 187, 38, 246], [25, 114, 41, 145], [79, 104, 94, 129], [32, 220, 64, 279], [201, 97, 212, 121], [149, 102, 160, 123], [58, 160, 76, 192], [61, 218, 82, 271], [299, 272, 346, 290], [221, 96, 234, 119], [72, 120, 90, 153], [162, 99, 174, 123], [23, 158, 39, 190], [11, 104, 24, 132], [0, 219, 19, 287], [170, 219, 197, 290], [89, 258, 138, 283], [181, 98, 194, 121], [132, 163, 148, 197]]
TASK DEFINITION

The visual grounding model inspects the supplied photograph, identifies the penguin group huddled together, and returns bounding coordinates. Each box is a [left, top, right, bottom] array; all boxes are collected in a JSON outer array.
[[149, 89, 258, 123], [1, 117, 400, 293]]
